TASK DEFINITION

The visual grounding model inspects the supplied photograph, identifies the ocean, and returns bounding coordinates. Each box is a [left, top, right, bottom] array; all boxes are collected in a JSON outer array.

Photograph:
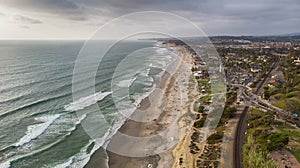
[[0, 40, 177, 168]]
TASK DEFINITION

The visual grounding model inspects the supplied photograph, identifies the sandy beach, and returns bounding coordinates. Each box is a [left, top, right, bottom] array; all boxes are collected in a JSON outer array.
[[85, 45, 194, 168]]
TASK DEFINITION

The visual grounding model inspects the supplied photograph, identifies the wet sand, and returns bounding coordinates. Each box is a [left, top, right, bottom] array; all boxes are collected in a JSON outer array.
[[85, 46, 193, 168]]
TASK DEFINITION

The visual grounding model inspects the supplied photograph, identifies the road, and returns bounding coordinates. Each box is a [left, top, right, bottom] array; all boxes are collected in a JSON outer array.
[[233, 56, 280, 168], [246, 92, 300, 127]]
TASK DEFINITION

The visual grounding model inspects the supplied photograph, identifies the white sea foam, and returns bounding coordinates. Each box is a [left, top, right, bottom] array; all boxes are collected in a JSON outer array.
[[14, 114, 60, 147], [140, 67, 151, 77], [64, 92, 112, 111], [116, 67, 152, 88], [116, 76, 138, 88], [53, 129, 114, 168], [156, 48, 168, 54], [132, 83, 156, 107], [0, 161, 11, 168], [58, 44, 176, 168], [60, 84, 155, 168], [53, 159, 73, 168], [78, 44, 175, 167], [3, 113, 89, 168]]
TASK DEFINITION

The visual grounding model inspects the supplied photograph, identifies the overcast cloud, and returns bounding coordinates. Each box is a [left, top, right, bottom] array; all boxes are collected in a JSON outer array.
[[12, 15, 42, 24], [0, 0, 299, 39]]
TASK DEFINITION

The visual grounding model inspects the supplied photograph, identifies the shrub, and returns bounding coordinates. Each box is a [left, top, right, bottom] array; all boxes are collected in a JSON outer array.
[[193, 115, 207, 128], [207, 132, 223, 144], [198, 106, 204, 113]]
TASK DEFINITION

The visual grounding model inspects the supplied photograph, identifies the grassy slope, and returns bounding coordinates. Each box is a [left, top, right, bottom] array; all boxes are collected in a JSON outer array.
[[275, 123, 300, 162]]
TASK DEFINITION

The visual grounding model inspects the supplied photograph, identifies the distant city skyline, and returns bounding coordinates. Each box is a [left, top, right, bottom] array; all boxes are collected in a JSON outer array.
[[0, 0, 299, 40]]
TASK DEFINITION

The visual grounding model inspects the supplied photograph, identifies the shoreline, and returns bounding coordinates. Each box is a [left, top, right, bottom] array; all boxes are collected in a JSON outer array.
[[107, 71, 175, 168], [85, 44, 194, 168]]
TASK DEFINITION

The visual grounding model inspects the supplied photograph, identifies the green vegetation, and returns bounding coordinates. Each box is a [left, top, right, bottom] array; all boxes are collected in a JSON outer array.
[[217, 87, 238, 126], [198, 105, 204, 113], [199, 95, 212, 105], [193, 114, 207, 128], [290, 146, 300, 163], [222, 106, 236, 119], [197, 79, 211, 94], [207, 132, 223, 144], [276, 127, 300, 141], [264, 86, 271, 99], [243, 136, 278, 168], [269, 50, 300, 116], [198, 86, 238, 148], [248, 109, 273, 129], [247, 109, 288, 151], [275, 122, 300, 163], [267, 133, 289, 150], [242, 108, 294, 167]]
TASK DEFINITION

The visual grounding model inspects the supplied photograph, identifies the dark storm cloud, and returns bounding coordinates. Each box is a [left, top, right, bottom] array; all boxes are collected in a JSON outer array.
[[0, 0, 201, 17], [214, 0, 300, 34], [0, 0, 299, 34], [1, 0, 298, 20], [0, 0, 85, 20], [0, 0, 79, 11], [13, 15, 42, 24]]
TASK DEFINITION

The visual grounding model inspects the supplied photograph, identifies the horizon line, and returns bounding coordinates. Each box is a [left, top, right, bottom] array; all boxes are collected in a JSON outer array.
[[0, 32, 299, 41]]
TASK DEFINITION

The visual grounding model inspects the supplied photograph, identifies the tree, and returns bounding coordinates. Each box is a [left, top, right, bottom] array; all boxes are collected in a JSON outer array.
[[198, 106, 204, 113], [267, 133, 289, 151], [243, 136, 278, 168]]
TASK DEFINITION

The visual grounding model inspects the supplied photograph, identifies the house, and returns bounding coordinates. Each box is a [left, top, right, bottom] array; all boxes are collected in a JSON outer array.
[[194, 72, 201, 77], [251, 67, 261, 73], [204, 107, 209, 111], [293, 58, 300, 65]]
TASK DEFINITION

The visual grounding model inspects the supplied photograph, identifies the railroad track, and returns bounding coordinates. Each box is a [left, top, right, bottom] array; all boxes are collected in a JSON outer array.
[[233, 56, 280, 168]]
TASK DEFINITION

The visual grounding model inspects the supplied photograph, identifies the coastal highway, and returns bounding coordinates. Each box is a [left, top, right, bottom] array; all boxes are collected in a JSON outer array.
[[233, 56, 280, 168]]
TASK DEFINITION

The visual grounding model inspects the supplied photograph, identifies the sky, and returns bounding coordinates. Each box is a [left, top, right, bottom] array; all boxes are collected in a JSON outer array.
[[0, 0, 299, 40]]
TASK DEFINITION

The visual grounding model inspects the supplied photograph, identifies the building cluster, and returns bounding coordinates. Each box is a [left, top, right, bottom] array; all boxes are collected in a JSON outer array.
[[212, 38, 299, 50], [244, 42, 292, 49], [220, 51, 271, 86]]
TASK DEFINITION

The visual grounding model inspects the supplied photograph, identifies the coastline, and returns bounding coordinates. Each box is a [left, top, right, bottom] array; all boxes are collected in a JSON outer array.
[[85, 44, 194, 168]]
